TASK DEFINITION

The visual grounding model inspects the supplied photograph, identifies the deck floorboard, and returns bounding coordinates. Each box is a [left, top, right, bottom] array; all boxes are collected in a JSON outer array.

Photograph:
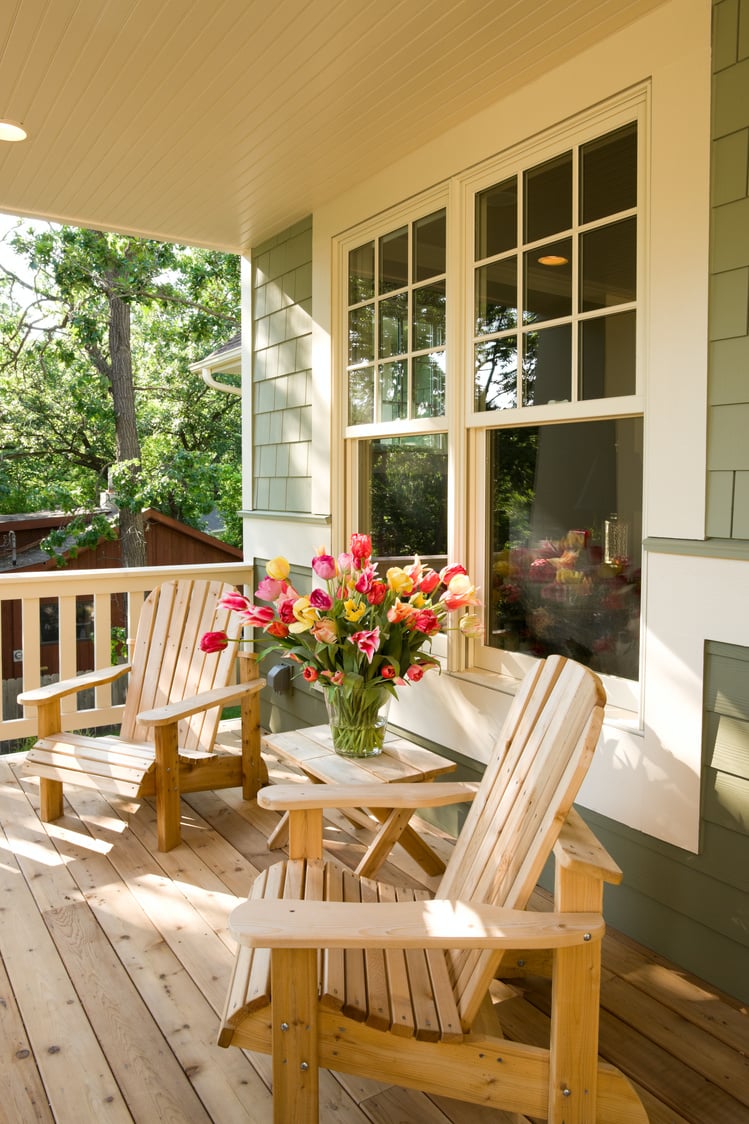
[[0, 748, 747, 1124]]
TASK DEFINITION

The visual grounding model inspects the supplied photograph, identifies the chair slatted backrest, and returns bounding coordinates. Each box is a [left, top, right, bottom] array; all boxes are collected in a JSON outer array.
[[120, 579, 238, 751], [437, 655, 606, 1029]]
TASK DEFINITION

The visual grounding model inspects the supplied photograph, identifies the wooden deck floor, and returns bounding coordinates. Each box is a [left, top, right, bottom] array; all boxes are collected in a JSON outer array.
[[1, 746, 748, 1124]]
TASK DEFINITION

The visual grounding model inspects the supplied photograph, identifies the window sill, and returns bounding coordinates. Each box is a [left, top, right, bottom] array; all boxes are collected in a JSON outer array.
[[451, 666, 642, 734]]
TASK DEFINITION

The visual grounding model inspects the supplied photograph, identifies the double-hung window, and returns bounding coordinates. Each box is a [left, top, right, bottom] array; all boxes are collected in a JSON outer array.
[[345, 198, 449, 568], [341, 95, 644, 706]]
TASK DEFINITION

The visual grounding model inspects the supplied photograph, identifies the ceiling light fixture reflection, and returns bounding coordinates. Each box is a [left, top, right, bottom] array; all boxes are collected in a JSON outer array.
[[0, 119, 28, 142], [538, 254, 568, 267]]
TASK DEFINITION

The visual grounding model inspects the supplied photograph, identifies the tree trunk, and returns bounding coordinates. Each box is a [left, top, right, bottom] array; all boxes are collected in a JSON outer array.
[[109, 294, 147, 567]]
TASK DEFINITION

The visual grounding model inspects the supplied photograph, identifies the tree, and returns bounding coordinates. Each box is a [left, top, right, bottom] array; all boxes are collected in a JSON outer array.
[[0, 223, 241, 562]]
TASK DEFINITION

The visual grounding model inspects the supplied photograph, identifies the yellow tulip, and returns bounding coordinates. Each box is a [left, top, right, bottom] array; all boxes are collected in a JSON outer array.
[[266, 556, 290, 581]]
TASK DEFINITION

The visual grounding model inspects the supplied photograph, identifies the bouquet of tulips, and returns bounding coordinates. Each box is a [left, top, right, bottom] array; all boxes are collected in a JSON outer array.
[[200, 534, 481, 754]]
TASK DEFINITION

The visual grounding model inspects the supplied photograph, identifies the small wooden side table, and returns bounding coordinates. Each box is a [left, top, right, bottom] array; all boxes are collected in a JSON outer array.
[[261, 724, 456, 878]]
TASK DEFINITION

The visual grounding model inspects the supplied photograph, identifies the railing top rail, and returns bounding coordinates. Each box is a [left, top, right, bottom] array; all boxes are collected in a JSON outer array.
[[0, 561, 253, 597]]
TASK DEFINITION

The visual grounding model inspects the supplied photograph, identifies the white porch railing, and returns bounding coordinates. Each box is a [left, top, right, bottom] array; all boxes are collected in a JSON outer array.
[[0, 562, 253, 746]]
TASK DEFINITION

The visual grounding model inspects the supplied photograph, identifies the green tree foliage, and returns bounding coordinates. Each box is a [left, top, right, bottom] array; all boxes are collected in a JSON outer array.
[[0, 221, 242, 560]]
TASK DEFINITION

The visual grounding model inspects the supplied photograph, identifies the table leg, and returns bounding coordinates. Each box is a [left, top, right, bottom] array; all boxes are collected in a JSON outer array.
[[355, 806, 415, 878]]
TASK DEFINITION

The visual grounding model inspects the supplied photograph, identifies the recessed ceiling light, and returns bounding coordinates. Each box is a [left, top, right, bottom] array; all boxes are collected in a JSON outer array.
[[538, 254, 568, 267], [0, 119, 28, 142]]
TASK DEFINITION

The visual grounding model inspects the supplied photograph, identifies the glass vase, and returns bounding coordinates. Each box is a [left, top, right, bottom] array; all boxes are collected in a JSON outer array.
[[324, 684, 391, 757]]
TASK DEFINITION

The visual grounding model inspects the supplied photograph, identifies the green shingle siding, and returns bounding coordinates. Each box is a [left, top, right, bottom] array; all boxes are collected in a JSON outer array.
[[252, 217, 313, 514], [708, 1, 749, 538]]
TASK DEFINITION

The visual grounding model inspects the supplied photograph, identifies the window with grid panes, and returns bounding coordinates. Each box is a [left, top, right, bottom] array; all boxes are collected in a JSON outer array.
[[474, 122, 643, 688], [347, 209, 449, 564]]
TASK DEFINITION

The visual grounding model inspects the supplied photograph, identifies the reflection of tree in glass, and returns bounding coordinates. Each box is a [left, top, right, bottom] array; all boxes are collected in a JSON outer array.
[[474, 306, 518, 411], [369, 443, 447, 558]]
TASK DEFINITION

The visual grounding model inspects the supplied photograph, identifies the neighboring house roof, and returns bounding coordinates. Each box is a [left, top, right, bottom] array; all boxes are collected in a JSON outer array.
[[190, 333, 242, 395], [0, 508, 242, 573]]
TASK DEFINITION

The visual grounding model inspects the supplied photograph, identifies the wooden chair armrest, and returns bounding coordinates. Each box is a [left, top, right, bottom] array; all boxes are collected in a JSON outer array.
[[554, 807, 623, 886], [258, 781, 479, 812], [229, 897, 604, 950], [137, 678, 266, 726], [18, 664, 131, 706]]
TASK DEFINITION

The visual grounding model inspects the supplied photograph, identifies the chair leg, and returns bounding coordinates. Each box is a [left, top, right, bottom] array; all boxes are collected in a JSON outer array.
[[271, 948, 319, 1124], [154, 722, 181, 851], [39, 777, 64, 822], [239, 651, 268, 799], [548, 864, 603, 1123]]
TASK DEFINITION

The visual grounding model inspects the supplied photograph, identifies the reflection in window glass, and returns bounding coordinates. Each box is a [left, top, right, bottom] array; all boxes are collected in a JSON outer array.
[[413, 281, 446, 350], [581, 123, 637, 223], [580, 311, 636, 399], [379, 227, 409, 293], [523, 239, 572, 324], [414, 211, 446, 281], [348, 367, 374, 424], [488, 417, 642, 679], [348, 305, 374, 365], [475, 338, 518, 410], [348, 242, 375, 304], [580, 218, 636, 311], [378, 360, 408, 421], [379, 293, 408, 358], [360, 434, 448, 561], [522, 324, 571, 405], [475, 258, 517, 335], [524, 152, 572, 242], [476, 178, 517, 259], [412, 354, 446, 417]]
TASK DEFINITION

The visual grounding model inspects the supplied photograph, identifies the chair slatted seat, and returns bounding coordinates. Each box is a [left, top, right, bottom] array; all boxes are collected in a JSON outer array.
[[218, 655, 649, 1123], [19, 579, 265, 850]]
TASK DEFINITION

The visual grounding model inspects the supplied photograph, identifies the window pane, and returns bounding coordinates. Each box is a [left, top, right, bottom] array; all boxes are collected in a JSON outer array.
[[379, 292, 408, 357], [413, 280, 446, 350], [379, 226, 408, 293], [348, 304, 374, 364], [522, 324, 571, 406], [475, 338, 518, 411], [580, 311, 636, 399], [581, 123, 637, 224], [360, 434, 448, 561], [475, 257, 518, 335], [412, 353, 446, 417], [378, 360, 408, 421], [488, 417, 642, 679], [414, 210, 446, 281], [523, 239, 572, 324], [524, 152, 572, 242], [348, 366, 374, 424], [476, 178, 517, 259], [348, 242, 375, 303], [580, 217, 636, 311]]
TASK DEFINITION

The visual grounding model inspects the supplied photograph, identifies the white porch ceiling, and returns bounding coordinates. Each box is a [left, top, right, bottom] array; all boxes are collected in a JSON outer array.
[[0, 0, 668, 253]]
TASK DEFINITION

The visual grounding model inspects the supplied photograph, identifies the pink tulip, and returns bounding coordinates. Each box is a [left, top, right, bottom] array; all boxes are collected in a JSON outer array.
[[310, 588, 333, 611], [199, 630, 229, 653], [219, 591, 251, 613], [312, 553, 337, 580], [405, 664, 424, 682], [349, 626, 380, 663]]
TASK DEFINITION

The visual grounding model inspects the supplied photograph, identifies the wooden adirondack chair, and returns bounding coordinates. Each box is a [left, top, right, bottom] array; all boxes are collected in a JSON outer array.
[[218, 654, 648, 1123], [18, 578, 266, 851]]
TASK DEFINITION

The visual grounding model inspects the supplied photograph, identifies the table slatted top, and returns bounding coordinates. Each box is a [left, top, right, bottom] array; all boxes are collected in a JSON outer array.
[[261, 724, 455, 785]]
